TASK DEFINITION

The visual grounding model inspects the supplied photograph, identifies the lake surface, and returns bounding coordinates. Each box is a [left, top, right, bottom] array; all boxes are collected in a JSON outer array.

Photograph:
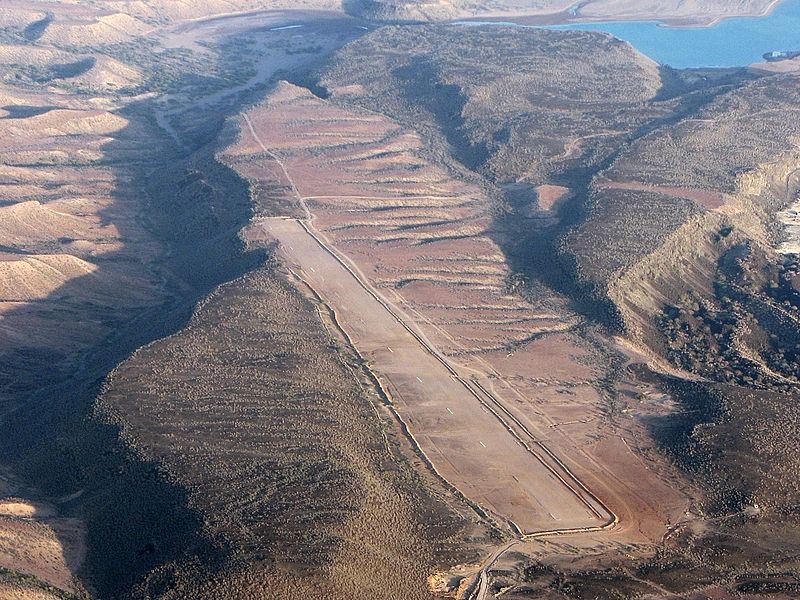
[[459, 0, 800, 68], [549, 0, 800, 68]]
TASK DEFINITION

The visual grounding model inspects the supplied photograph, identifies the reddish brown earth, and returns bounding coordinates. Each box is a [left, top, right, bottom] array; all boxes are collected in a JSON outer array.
[[226, 82, 692, 554], [597, 179, 730, 209], [535, 184, 571, 211]]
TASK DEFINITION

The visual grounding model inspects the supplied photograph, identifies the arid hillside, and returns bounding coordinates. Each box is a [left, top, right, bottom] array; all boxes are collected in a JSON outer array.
[[347, 0, 782, 23], [98, 262, 485, 599], [289, 24, 800, 596], [322, 25, 667, 183], [2, 1, 800, 599], [0, 2, 366, 598], [564, 73, 800, 559]]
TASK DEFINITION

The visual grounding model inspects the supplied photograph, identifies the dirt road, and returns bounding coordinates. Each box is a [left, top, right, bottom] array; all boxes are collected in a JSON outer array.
[[241, 111, 616, 535], [261, 216, 608, 533]]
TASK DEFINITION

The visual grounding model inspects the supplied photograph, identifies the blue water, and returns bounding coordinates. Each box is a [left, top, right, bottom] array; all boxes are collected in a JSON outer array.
[[547, 0, 800, 68], [458, 0, 800, 68]]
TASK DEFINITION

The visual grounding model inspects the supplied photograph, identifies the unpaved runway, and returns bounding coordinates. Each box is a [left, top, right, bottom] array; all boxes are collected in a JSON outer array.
[[262, 216, 609, 534]]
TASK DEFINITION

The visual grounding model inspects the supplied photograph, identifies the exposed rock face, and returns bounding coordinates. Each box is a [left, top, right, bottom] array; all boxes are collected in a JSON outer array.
[[567, 74, 800, 368]]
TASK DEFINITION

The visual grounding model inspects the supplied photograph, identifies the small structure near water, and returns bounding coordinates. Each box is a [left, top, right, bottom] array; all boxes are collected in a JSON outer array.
[[764, 49, 800, 62]]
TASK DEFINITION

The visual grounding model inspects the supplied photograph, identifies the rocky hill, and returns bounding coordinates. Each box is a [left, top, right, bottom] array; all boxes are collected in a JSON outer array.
[[313, 24, 800, 594]]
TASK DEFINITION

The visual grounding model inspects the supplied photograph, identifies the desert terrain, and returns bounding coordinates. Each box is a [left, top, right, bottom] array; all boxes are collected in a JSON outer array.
[[227, 80, 686, 545], [351, 0, 784, 24], [1, 0, 800, 599]]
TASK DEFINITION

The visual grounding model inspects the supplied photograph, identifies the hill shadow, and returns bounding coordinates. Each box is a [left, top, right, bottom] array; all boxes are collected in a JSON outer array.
[[0, 12, 369, 596], [0, 61, 272, 600]]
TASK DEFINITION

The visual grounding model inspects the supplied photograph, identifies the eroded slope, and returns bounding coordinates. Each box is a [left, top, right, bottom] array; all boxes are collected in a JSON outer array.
[[99, 264, 481, 599], [321, 25, 667, 183]]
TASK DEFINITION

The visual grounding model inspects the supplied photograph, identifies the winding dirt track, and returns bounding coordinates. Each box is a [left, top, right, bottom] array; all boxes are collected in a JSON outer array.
[[242, 114, 618, 537]]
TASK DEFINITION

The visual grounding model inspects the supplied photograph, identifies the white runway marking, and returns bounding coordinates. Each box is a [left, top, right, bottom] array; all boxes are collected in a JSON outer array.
[[479, 441, 487, 448], [416, 376, 423, 383], [446, 407, 454, 415]]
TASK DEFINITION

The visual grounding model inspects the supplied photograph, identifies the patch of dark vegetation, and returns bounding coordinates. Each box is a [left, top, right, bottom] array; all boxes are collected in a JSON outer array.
[[645, 368, 800, 540], [511, 558, 663, 598], [635, 365, 719, 455], [658, 243, 800, 390], [22, 13, 53, 42], [5, 58, 96, 86], [737, 578, 800, 594], [1, 104, 56, 118]]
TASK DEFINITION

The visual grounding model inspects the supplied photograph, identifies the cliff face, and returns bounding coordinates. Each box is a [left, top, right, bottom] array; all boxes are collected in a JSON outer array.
[[564, 73, 800, 371], [609, 151, 800, 353]]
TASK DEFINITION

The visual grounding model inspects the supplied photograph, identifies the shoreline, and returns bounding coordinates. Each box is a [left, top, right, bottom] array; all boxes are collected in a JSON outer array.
[[452, 0, 786, 29]]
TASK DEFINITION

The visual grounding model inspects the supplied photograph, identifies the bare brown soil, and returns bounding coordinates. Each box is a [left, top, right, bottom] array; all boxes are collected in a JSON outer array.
[[535, 184, 571, 211], [597, 180, 730, 209], [227, 83, 692, 556], [0, 472, 86, 598]]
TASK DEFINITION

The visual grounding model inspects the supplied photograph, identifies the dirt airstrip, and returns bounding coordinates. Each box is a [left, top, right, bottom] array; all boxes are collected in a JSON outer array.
[[227, 82, 691, 549]]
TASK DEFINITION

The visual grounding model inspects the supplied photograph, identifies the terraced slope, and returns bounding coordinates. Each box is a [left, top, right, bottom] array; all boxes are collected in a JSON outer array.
[[321, 25, 668, 183]]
